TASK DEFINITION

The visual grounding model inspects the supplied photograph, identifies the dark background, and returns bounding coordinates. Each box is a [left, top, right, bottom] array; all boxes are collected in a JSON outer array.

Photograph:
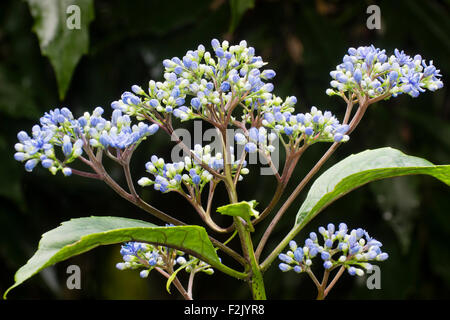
[[0, 0, 449, 300]]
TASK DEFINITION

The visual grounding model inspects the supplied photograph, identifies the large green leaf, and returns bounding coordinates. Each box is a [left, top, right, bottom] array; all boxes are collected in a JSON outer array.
[[295, 147, 450, 228], [25, 0, 94, 99], [4, 216, 220, 298]]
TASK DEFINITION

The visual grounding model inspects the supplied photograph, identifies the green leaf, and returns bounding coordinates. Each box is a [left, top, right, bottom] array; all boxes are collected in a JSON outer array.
[[165, 260, 195, 294], [4, 216, 219, 298], [295, 147, 450, 229], [25, 0, 95, 99], [217, 200, 259, 231], [229, 0, 255, 33]]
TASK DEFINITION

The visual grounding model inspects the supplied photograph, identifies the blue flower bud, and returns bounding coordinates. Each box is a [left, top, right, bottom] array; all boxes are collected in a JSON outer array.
[[249, 127, 259, 141], [294, 248, 304, 262], [191, 97, 201, 110], [376, 253, 389, 261], [62, 167, 72, 176], [279, 263, 291, 272], [192, 175, 201, 185], [348, 266, 356, 276], [334, 134, 343, 142], [289, 240, 297, 251], [25, 159, 38, 172], [293, 265, 303, 273], [264, 112, 275, 124], [284, 126, 293, 135], [148, 124, 159, 135], [175, 97, 185, 106], [323, 261, 333, 269], [305, 127, 314, 136], [174, 66, 183, 75], [148, 254, 158, 266], [116, 263, 127, 270], [356, 228, 364, 238], [62, 136, 73, 157], [296, 114, 305, 124], [279, 253, 293, 264], [389, 71, 398, 83], [14, 152, 26, 161], [149, 99, 159, 107], [131, 85, 144, 95], [309, 247, 318, 257], [41, 159, 53, 168], [423, 65, 437, 78], [321, 251, 330, 261], [261, 69, 276, 79], [349, 244, 360, 255], [235, 133, 247, 145], [244, 142, 257, 153], [211, 39, 220, 49], [139, 270, 150, 278], [313, 115, 320, 123], [220, 81, 231, 92]]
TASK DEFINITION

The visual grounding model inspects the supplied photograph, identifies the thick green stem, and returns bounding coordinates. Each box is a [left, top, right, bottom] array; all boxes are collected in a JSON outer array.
[[220, 126, 267, 300]]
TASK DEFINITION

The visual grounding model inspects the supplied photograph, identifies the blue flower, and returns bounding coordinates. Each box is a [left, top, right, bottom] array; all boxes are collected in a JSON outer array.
[[279, 253, 293, 264], [245, 142, 257, 153], [327, 46, 443, 100], [279, 263, 291, 272], [278, 223, 389, 278]]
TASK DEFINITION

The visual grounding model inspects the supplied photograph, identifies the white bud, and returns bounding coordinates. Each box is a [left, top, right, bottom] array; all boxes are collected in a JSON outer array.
[[176, 257, 187, 265], [240, 168, 249, 175]]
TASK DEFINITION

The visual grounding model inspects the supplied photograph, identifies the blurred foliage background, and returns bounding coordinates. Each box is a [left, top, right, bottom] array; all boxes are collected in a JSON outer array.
[[0, 0, 449, 300]]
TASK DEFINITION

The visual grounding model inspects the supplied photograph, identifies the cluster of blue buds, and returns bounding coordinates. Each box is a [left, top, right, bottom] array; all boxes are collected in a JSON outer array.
[[327, 46, 443, 99], [138, 144, 249, 193], [279, 223, 388, 277], [110, 39, 278, 123], [14, 108, 81, 176], [14, 107, 159, 176], [116, 241, 213, 278], [83, 108, 159, 150], [262, 106, 350, 145]]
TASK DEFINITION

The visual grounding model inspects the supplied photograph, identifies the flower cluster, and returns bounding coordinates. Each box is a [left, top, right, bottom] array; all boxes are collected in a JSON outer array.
[[138, 144, 248, 193], [84, 108, 159, 150], [327, 45, 443, 99], [279, 223, 388, 276], [116, 241, 213, 279], [262, 106, 350, 145], [14, 108, 81, 176], [111, 39, 278, 124], [14, 107, 159, 176]]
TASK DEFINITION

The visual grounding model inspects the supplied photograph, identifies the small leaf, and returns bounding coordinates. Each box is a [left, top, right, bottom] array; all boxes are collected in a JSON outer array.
[[229, 0, 255, 33], [166, 260, 195, 294], [25, 0, 95, 99], [4, 216, 219, 298], [217, 200, 258, 231], [295, 147, 450, 229]]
